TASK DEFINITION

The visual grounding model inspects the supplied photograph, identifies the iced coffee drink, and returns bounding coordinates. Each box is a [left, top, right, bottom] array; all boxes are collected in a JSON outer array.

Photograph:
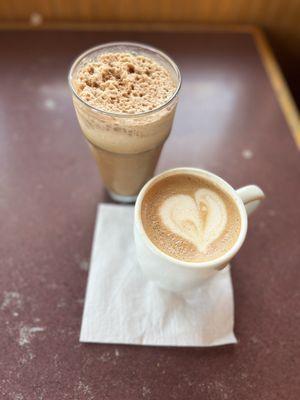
[[68, 42, 181, 202]]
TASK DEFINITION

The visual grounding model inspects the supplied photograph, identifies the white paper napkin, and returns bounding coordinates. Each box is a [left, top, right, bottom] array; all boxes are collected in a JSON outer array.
[[80, 204, 237, 347]]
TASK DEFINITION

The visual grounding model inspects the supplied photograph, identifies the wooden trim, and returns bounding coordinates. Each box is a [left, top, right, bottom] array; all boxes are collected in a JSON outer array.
[[252, 28, 300, 149], [0, 21, 257, 32], [0, 21, 298, 148]]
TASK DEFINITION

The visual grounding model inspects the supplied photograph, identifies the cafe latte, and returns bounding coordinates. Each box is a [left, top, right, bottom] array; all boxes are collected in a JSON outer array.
[[141, 173, 241, 262]]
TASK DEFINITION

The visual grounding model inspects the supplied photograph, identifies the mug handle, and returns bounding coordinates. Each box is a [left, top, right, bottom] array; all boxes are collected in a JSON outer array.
[[236, 185, 265, 216]]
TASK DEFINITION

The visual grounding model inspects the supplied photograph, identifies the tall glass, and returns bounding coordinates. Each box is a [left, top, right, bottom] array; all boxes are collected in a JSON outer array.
[[68, 42, 181, 203]]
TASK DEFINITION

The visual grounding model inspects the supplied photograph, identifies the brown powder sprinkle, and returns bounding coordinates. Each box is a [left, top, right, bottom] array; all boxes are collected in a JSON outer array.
[[74, 52, 177, 114]]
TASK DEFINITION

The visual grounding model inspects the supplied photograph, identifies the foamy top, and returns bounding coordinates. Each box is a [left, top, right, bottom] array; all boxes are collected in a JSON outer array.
[[141, 174, 241, 262], [74, 52, 176, 114]]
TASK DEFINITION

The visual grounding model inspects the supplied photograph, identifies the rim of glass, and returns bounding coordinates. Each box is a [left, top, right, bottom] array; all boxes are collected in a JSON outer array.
[[68, 41, 182, 118]]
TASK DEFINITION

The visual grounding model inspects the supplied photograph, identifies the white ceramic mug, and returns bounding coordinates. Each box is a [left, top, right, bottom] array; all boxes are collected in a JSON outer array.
[[134, 167, 265, 292]]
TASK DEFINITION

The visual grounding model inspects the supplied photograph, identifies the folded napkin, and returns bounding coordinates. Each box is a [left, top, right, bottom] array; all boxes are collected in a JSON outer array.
[[80, 204, 237, 347]]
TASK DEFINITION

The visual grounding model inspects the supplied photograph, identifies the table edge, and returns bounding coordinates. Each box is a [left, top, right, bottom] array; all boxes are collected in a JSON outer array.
[[251, 27, 300, 149], [1, 22, 299, 149]]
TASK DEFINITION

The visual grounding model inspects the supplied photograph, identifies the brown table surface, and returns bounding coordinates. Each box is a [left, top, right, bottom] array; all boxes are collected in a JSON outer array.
[[0, 29, 299, 400]]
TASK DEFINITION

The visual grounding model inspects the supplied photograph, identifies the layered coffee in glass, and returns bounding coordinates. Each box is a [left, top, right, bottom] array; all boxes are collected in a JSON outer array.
[[69, 42, 181, 202]]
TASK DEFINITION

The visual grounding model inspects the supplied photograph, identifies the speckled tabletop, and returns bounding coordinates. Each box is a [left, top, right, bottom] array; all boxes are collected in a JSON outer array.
[[0, 30, 299, 400]]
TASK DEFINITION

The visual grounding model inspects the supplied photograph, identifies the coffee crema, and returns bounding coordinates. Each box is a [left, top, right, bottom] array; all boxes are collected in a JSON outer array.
[[141, 173, 241, 262]]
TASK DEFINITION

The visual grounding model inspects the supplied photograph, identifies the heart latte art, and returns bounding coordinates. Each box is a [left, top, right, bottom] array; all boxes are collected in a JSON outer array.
[[141, 173, 241, 262], [159, 189, 227, 253]]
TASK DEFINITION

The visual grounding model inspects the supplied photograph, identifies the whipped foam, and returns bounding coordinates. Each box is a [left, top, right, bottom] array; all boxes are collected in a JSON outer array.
[[72, 52, 178, 154], [75, 52, 176, 114], [159, 189, 227, 253]]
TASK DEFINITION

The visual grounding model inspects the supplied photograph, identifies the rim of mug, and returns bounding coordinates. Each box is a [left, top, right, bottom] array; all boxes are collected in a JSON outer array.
[[135, 167, 248, 270], [68, 41, 182, 118]]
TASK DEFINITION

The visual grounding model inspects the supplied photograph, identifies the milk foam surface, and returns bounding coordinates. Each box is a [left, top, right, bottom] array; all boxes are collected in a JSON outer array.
[[72, 52, 178, 155], [75, 52, 176, 114], [141, 174, 241, 262], [160, 189, 227, 253]]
